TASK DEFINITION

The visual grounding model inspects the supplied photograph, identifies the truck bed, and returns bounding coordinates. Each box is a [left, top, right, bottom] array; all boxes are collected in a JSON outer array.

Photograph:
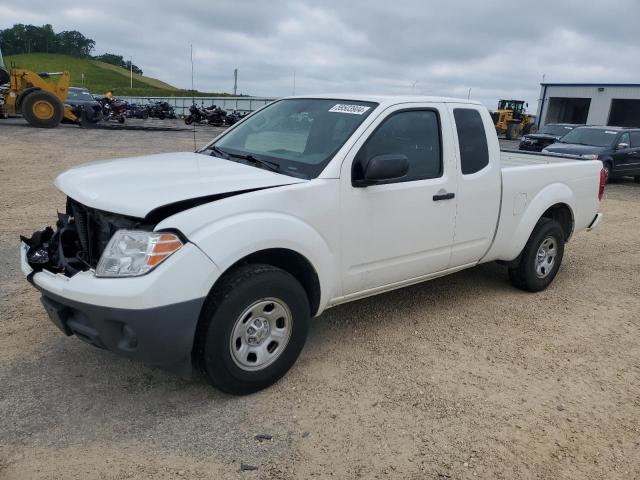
[[482, 149, 603, 263], [500, 149, 582, 169]]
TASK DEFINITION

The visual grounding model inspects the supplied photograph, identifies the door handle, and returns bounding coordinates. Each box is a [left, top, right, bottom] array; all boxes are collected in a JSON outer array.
[[433, 192, 455, 201]]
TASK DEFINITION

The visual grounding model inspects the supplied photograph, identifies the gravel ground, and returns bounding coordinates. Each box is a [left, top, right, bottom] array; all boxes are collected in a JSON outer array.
[[1, 119, 639, 479]]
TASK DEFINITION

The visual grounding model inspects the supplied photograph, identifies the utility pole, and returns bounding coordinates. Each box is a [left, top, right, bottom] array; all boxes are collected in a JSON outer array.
[[467, 87, 471, 99], [292, 70, 296, 96], [233, 68, 238, 95], [411, 81, 418, 94], [130, 56, 133, 89]]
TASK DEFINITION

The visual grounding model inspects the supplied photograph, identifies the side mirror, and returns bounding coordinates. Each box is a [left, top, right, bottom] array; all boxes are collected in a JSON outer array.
[[353, 154, 409, 187], [617, 142, 630, 150]]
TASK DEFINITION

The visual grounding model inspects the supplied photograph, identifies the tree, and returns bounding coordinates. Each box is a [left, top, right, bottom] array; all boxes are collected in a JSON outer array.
[[94, 53, 143, 75], [0, 24, 95, 56]]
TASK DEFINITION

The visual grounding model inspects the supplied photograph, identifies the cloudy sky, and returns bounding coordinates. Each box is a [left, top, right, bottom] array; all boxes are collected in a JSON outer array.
[[2, 0, 639, 111]]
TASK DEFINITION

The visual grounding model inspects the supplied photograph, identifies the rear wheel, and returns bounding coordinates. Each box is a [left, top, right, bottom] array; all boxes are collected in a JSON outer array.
[[22, 90, 64, 128], [508, 218, 565, 292], [506, 123, 522, 140], [195, 264, 310, 395]]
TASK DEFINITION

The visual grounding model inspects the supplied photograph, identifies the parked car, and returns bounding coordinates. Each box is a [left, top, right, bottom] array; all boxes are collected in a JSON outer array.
[[543, 126, 640, 181], [518, 123, 580, 152], [21, 95, 605, 394], [64, 87, 102, 123]]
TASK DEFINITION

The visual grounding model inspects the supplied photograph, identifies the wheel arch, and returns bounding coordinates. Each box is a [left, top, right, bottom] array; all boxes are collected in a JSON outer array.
[[15, 87, 41, 112], [214, 248, 322, 317], [488, 183, 576, 262]]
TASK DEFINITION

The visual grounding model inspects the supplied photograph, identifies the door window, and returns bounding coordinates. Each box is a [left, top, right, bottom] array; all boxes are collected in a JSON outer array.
[[618, 132, 630, 148], [355, 110, 442, 183], [453, 108, 489, 175]]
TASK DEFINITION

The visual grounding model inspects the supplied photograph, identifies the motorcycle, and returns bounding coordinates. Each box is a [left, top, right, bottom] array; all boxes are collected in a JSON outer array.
[[225, 110, 248, 126], [127, 103, 149, 119], [184, 103, 206, 125], [205, 105, 228, 126], [99, 97, 128, 123], [147, 101, 176, 120]]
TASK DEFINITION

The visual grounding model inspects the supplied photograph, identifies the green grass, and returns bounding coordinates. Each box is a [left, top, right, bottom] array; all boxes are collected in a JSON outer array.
[[5, 53, 232, 97]]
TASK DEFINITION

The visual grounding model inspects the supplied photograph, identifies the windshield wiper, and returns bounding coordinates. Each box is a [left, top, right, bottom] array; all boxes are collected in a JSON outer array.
[[207, 145, 231, 159], [226, 151, 280, 172]]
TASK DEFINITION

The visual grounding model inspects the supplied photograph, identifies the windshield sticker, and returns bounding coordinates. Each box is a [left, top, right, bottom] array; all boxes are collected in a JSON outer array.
[[605, 131, 617, 134], [329, 104, 371, 115]]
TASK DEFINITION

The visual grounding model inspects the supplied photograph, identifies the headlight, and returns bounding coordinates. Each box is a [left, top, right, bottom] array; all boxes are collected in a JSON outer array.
[[580, 154, 600, 160], [96, 230, 183, 277]]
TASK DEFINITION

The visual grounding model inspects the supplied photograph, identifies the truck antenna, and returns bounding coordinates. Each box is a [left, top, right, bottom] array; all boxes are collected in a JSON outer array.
[[191, 44, 196, 152]]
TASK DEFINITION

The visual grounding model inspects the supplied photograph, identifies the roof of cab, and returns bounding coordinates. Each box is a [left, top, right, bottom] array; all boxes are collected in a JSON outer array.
[[281, 94, 483, 106]]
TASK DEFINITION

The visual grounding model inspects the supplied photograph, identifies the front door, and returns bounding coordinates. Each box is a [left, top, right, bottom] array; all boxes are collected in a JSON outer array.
[[339, 104, 458, 295], [612, 132, 633, 173]]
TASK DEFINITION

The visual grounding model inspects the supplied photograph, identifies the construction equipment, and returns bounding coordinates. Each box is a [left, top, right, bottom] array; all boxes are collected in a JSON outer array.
[[491, 99, 537, 140], [0, 43, 78, 127]]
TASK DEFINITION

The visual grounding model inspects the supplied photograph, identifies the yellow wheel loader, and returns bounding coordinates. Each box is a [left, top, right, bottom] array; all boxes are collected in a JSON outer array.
[[0, 45, 78, 128], [491, 99, 537, 140]]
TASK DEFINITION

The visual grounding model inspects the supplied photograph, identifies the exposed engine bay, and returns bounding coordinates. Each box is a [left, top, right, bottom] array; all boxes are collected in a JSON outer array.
[[21, 197, 152, 276]]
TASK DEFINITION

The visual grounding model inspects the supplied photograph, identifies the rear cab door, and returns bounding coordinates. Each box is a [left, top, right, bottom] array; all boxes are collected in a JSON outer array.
[[447, 104, 502, 267], [338, 102, 458, 295]]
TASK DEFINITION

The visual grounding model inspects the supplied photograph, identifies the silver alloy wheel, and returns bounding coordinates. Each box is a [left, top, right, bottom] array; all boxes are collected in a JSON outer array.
[[230, 297, 292, 371], [535, 236, 557, 278]]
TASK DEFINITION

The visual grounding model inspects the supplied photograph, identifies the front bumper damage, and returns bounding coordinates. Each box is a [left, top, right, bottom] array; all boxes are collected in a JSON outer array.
[[21, 199, 221, 375]]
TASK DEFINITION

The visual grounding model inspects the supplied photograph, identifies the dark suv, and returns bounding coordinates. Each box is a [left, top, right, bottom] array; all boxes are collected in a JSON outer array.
[[519, 123, 579, 152], [543, 126, 640, 181]]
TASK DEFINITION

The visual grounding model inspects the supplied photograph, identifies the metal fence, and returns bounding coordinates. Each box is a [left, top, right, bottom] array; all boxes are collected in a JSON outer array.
[[118, 96, 278, 116]]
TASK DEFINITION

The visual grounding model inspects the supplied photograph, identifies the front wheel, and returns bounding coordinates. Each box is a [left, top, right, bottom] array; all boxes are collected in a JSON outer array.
[[508, 218, 565, 292], [603, 162, 612, 182], [184, 115, 194, 125], [22, 90, 64, 128], [195, 264, 310, 395]]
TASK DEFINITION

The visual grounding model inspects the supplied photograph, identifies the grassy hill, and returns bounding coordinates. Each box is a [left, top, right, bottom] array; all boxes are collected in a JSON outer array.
[[5, 53, 231, 97]]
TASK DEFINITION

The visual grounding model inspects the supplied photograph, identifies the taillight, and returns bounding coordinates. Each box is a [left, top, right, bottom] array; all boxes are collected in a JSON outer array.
[[598, 168, 606, 201]]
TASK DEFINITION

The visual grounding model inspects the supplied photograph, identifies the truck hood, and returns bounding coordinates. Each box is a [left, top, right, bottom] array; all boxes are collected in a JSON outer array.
[[543, 143, 606, 156], [55, 152, 306, 219]]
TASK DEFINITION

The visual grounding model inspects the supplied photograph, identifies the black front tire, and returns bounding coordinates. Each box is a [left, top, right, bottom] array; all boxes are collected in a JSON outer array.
[[22, 90, 64, 128], [184, 116, 194, 125], [508, 218, 565, 292], [195, 264, 310, 395], [603, 162, 612, 182]]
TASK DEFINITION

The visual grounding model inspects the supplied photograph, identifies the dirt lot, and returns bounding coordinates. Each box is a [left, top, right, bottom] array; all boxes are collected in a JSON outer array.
[[1, 119, 639, 480]]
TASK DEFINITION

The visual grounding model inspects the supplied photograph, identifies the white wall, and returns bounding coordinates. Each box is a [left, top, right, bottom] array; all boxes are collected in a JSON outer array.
[[536, 85, 640, 127]]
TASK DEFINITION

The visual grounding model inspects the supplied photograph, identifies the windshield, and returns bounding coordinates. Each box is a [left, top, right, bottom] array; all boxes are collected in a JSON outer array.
[[66, 89, 95, 101], [540, 124, 576, 137], [206, 98, 377, 178], [559, 127, 619, 147]]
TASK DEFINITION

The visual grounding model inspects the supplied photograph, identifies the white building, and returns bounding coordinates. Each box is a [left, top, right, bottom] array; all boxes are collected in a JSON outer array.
[[536, 83, 640, 128]]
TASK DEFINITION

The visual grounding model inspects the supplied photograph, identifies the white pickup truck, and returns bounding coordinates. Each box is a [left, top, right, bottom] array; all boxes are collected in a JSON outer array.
[[21, 95, 605, 394]]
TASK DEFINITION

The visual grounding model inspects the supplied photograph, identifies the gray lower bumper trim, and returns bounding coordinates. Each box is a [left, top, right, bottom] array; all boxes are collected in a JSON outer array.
[[34, 286, 205, 376]]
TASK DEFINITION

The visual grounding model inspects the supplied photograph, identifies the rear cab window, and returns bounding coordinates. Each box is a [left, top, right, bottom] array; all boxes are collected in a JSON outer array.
[[453, 108, 489, 175]]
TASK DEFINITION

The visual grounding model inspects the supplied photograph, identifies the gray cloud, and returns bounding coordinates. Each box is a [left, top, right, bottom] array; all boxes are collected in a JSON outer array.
[[2, 0, 639, 111]]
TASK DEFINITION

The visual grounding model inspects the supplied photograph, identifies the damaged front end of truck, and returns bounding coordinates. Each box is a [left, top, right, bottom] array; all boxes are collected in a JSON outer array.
[[21, 198, 152, 276]]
